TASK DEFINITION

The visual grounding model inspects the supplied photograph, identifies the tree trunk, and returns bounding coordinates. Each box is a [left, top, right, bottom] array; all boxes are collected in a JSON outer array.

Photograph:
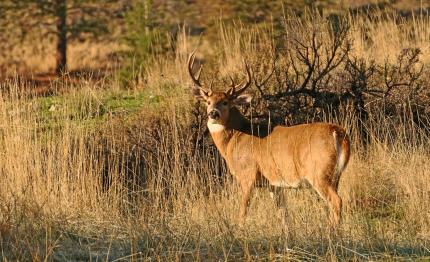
[[55, 0, 67, 75]]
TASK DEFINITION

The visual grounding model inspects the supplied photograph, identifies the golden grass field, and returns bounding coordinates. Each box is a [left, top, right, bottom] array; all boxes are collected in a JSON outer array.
[[1, 10, 430, 261]]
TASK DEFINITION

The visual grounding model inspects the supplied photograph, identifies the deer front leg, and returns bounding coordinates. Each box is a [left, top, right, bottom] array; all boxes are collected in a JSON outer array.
[[238, 175, 256, 225], [269, 185, 286, 207]]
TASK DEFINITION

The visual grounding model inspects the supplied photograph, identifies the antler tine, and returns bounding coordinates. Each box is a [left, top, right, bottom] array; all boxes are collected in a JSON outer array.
[[209, 78, 215, 91], [187, 52, 209, 92], [227, 76, 236, 94], [187, 52, 201, 87], [229, 76, 236, 88], [232, 62, 253, 97]]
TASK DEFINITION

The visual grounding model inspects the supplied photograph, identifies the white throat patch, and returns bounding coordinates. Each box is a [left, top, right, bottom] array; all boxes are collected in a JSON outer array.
[[207, 122, 225, 133]]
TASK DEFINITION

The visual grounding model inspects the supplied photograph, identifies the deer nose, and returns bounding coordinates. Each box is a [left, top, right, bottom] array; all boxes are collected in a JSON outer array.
[[209, 110, 220, 120]]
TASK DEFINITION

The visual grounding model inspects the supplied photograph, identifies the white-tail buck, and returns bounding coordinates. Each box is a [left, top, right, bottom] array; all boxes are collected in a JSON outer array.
[[187, 53, 350, 225]]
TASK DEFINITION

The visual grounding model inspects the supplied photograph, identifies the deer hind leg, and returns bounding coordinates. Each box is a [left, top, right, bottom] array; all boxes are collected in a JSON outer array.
[[311, 179, 342, 225]]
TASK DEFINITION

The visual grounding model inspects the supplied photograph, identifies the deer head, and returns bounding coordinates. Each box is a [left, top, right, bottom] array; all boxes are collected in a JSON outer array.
[[187, 52, 253, 126]]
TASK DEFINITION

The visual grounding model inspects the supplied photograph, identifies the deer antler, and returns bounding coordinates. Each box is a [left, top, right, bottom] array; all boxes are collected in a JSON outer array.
[[188, 52, 211, 94], [227, 62, 252, 97]]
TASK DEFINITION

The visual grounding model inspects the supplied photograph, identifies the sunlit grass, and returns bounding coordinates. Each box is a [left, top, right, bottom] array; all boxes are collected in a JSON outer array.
[[1, 11, 430, 260]]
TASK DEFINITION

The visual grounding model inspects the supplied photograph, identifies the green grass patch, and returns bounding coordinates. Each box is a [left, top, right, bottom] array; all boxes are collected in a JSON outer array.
[[31, 87, 169, 133]]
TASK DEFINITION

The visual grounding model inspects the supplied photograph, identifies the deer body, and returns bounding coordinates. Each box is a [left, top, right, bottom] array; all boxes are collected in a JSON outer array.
[[187, 53, 350, 225], [207, 107, 350, 224]]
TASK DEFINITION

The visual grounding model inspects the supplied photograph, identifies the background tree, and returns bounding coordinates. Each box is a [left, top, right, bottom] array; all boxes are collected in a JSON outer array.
[[118, 0, 171, 88], [0, 0, 119, 75]]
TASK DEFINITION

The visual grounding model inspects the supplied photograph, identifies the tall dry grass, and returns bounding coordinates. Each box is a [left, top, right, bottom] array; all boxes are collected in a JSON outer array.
[[349, 11, 430, 64], [1, 12, 430, 260], [0, 82, 429, 260]]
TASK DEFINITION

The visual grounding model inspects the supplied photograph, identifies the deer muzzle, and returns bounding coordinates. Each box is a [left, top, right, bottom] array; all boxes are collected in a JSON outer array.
[[208, 109, 221, 120]]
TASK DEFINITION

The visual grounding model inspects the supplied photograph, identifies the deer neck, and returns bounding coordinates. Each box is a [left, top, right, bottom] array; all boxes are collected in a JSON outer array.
[[207, 107, 268, 158]]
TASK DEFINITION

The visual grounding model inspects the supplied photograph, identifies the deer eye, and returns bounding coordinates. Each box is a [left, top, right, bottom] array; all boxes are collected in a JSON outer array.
[[222, 101, 228, 106]]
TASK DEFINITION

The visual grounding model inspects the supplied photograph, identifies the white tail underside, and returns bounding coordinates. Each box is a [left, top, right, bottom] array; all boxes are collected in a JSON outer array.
[[333, 131, 347, 175]]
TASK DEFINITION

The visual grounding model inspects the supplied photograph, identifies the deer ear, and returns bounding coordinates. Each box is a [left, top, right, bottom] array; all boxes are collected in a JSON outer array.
[[234, 94, 252, 105], [192, 87, 210, 101]]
